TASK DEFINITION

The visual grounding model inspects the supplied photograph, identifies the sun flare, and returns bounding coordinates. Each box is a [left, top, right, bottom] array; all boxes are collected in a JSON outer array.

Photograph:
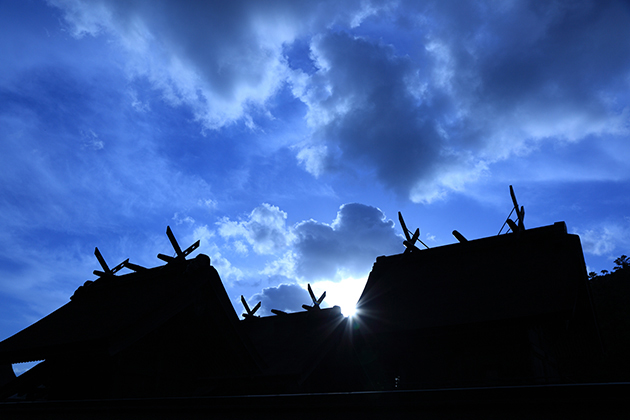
[[307, 277, 366, 318]]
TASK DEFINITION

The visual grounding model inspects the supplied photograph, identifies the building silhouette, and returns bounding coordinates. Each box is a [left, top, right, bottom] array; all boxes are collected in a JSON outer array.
[[0, 212, 620, 417]]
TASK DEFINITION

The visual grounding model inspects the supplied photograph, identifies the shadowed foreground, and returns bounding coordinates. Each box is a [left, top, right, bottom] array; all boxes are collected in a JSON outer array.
[[0, 217, 626, 417]]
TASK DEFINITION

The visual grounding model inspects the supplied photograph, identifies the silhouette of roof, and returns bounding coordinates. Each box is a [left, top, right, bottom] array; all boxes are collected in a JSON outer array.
[[357, 222, 589, 333], [0, 219, 604, 402], [0, 254, 241, 365]]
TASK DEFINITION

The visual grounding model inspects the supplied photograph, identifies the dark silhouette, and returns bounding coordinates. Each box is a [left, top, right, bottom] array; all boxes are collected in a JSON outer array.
[[240, 295, 261, 319], [0, 187, 626, 417], [588, 257, 630, 381], [301, 284, 326, 311]]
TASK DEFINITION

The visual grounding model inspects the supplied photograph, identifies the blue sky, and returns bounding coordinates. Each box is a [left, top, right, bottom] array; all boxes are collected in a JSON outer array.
[[1, 0, 630, 342]]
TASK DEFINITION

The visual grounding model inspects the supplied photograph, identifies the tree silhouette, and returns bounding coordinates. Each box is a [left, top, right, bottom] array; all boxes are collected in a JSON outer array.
[[613, 255, 629, 271], [588, 255, 630, 381]]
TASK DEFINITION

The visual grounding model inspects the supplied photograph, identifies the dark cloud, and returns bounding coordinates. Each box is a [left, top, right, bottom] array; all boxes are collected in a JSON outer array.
[[292, 203, 401, 281], [250, 281, 311, 315], [432, 0, 630, 123], [295, 0, 630, 201], [295, 32, 445, 198], [50, 0, 630, 201]]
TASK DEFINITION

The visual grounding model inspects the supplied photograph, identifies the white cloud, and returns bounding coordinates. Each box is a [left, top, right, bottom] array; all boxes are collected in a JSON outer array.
[[129, 89, 150, 112], [186, 226, 244, 283], [49, 0, 113, 38], [80, 129, 104, 150], [173, 213, 195, 225], [295, 144, 329, 178], [573, 221, 630, 258], [48, 0, 371, 131], [577, 227, 616, 256], [49, 0, 292, 129], [260, 251, 297, 279], [198, 199, 218, 211], [217, 203, 294, 255]]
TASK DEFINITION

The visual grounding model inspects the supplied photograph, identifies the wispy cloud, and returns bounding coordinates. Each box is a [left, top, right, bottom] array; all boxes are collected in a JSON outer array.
[[49, 0, 333, 130], [573, 219, 630, 259]]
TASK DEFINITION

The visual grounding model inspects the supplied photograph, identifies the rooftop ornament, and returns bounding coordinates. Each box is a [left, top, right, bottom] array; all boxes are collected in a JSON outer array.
[[398, 212, 429, 252], [302, 284, 326, 311], [241, 296, 261, 319], [498, 185, 526, 235], [157, 226, 200, 264], [92, 247, 128, 278]]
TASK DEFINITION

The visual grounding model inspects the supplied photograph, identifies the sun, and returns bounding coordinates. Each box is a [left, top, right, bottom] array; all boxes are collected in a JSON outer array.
[[309, 277, 366, 318], [342, 304, 357, 318]]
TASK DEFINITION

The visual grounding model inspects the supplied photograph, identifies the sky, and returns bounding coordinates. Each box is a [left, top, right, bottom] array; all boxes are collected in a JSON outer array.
[[1, 0, 630, 344]]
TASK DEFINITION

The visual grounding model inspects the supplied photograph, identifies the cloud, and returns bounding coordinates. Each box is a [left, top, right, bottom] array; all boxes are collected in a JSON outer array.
[[0, 236, 99, 332], [80, 129, 105, 150], [183, 225, 245, 283], [48, 0, 630, 202], [0, 60, 216, 236], [573, 220, 630, 258], [260, 251, 297, 279], [173, 213, 195, 226], [292, 1, 630, 201], [427, 0, 630, 163], [49, 0, 290, 128], [217, 203, 293, 255], [217, 203, 401, 284], [47, 0, 372, 131], [249, 282, 311, 316], [292, 203, 401, 281], [293, 32, 449, 199], [245, 275, 368, 317], [291, 29, 495, 203]]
